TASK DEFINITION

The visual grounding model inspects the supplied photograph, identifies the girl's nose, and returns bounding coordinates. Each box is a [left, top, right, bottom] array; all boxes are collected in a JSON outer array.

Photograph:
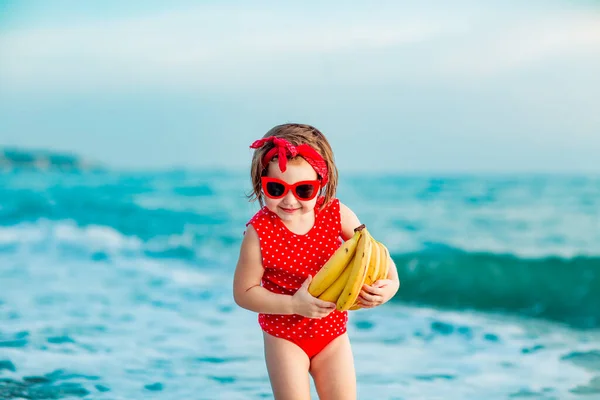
[[281, 189, 297, 204]]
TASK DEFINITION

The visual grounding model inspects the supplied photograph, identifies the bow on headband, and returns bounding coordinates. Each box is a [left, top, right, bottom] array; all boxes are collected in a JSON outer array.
[[250, 136, 329, 185]]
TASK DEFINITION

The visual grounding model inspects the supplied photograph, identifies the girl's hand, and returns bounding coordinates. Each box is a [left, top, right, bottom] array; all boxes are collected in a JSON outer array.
[[292, 275, 337, 318], [357, 279, 399, 308]]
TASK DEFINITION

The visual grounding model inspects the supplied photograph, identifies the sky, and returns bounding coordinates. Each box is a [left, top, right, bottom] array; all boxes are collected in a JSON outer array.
[[1, 0, 599, 173]]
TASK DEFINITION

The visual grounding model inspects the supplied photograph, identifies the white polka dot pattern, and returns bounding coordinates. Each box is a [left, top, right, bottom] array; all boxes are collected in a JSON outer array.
[[246, 197, 348, 340]]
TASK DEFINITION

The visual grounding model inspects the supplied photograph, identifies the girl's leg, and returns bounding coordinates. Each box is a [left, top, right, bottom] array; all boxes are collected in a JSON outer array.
[[263, 332, 312, 400], [309, 333, 356, 400]]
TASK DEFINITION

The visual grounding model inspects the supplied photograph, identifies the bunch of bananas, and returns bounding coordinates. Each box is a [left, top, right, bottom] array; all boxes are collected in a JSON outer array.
[[308, 224, 391, 311]]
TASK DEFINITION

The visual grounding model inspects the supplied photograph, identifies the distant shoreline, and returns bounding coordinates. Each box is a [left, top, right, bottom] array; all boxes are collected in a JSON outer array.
[[0, 147, 105, 171]]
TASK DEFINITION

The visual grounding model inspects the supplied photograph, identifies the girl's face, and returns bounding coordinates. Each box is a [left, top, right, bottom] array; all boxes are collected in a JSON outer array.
[[263, 157, 320, 222]]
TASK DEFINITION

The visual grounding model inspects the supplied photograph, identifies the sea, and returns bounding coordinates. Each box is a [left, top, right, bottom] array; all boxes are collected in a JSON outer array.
[[1, 169, 599, 399]]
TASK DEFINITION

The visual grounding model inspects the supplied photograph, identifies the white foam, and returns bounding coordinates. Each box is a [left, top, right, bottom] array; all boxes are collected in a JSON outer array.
[[53, 221, 142, 251], [168, 268, 211, 286], [0, 222, 46, 244], [0, 219, 142, 252]]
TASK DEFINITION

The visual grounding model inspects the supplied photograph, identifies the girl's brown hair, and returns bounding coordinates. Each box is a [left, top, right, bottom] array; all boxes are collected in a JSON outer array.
[[247, 123, 339, 210]]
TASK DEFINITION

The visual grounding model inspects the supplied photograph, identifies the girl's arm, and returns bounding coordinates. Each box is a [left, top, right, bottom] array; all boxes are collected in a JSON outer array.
[[233, 225, 295, 314], [233, 225, 336, 318]]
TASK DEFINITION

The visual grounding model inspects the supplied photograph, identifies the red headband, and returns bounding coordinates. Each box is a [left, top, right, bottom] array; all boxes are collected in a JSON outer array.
[[250, 136, 329, 185]]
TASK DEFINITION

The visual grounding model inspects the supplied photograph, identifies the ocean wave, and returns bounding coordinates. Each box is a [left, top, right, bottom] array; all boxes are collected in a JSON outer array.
[[2, 170, 599, 328], [2, 219, 599, 328], [390, 247, 600, 329], [0, 220, 233, 267]]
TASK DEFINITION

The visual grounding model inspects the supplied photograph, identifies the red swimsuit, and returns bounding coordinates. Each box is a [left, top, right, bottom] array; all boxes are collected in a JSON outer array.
[[246, 197, 349, 359]]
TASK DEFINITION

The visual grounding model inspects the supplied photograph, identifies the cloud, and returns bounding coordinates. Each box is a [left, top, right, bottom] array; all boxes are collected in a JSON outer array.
[[0, 3, 599, 92], [433, 10, 600, 78], [0, 5, 448, 90]]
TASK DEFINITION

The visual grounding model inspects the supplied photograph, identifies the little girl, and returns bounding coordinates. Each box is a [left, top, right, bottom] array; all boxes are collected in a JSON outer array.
[[233, 123, 400, 399]]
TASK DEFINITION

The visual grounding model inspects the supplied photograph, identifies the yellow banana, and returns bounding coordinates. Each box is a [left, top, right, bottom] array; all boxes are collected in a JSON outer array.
[[348, 239, 392, 311], [376, 240, 390, 281], [308, 225, 363, 297], [351, 240, 391, 310], [318, 262, 352, 302], [364, 236, 381, 286], [336, 226, 373, 311], [348, 238, 382, 310]]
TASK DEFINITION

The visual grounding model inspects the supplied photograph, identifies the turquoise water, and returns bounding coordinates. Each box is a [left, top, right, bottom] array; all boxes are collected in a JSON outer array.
[[1, 170, 599, 399]]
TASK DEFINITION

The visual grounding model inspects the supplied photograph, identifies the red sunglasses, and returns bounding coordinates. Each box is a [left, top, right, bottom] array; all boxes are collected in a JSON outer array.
[[261, 177, 321, 201]]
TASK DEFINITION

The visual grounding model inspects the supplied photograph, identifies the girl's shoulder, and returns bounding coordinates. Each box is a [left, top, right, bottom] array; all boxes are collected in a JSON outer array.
[[316, 196, 340, 214], [316, 197, 342, 231], [246, 206, 271, 228], [317, 197, 361, 241]]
